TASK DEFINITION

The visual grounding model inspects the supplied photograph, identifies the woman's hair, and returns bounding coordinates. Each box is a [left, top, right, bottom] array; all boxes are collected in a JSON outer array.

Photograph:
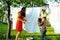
[[21, 7, 26, 11], [21, 7, 26, 17]]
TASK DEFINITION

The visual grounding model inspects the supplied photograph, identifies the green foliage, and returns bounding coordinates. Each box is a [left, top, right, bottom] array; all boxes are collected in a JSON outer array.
[[0, 1, 7, 22], [0, 0, 48, 22], [0, 23, 60, 40], [0, 0, 48, 7]]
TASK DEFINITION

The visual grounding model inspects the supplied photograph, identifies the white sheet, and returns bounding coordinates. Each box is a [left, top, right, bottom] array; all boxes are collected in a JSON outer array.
[[24, 7, 41, 33], [11, 7, 41, 33], [49, 2, 60, 34]]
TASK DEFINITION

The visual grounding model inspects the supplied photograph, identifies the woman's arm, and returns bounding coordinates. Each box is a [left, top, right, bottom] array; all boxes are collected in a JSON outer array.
[[17, 13, 25, 22]]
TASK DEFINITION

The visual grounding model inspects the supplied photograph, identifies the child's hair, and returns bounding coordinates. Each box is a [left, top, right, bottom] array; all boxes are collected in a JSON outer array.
[[43, 17, 46, 20], [38, 18, 42, 23]]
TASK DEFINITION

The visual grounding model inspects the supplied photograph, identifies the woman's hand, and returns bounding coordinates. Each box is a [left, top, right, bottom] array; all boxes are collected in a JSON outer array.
[[22, 20, 26, 23], [22, 20, 26, 24]]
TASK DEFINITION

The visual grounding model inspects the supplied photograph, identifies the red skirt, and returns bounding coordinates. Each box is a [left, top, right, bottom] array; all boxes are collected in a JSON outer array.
[[16, 20, 23, 31]]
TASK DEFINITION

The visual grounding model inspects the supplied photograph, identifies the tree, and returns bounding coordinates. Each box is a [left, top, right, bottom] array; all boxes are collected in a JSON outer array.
[[0, 0, 48, 39], [6, 0, 11, 39]]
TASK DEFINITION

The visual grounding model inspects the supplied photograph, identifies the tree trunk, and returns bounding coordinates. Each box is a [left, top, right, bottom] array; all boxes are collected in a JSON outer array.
[[6, 0, 11, 40]]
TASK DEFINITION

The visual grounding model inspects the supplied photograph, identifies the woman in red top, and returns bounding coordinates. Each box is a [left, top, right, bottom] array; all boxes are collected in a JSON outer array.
[[15, 7, 26, 40]]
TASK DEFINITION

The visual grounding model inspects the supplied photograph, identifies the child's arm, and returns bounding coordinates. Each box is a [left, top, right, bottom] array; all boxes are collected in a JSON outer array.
[[39, 21, 44, 26]]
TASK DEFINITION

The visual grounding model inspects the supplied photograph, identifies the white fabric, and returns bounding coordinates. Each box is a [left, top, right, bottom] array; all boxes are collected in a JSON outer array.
[[49, 2, 60, 34], [24, 7, 41, 33], [11, 7, 41, 33], [11, 5, 60, 34], [11, 7, 22, 29]]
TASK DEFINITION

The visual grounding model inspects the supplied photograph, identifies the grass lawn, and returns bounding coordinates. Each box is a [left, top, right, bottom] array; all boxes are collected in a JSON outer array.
[[0, 22, 60, 40]]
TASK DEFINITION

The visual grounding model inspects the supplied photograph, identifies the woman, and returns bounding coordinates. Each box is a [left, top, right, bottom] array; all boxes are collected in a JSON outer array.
[[15, 7, 26, 40]]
